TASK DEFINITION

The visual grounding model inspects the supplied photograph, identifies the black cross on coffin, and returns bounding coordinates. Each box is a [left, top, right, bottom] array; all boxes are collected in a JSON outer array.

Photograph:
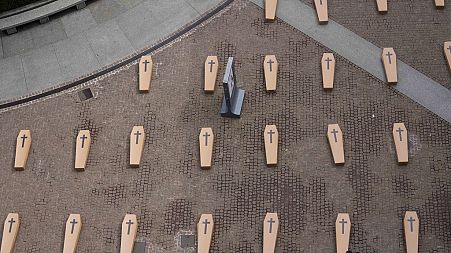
[[220, 57, 245, 118]]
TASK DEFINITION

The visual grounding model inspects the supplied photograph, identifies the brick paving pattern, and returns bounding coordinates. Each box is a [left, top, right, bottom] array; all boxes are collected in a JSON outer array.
[[301, 0, 451, 90], [0, 1, 449, 252]]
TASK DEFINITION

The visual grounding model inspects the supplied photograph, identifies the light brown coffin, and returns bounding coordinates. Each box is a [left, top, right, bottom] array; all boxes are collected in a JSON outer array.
[[14, 130, 31, 170], [130, 126, 145, 167], [139, 55, 153, 92], [75, 130, 91, 171], [263, 213, 279, 253], [382, 48, 398, 84], [120, 214, 138, 253], [327, 124, 345, 165], [63, 214, 82, 253], [392, 123, 408, 164], [335, 213, 351, 253], [265, 0, 278, 21], [199, 128, 214, 169], [197, 214, 214, 253], [404, 211, 419, 253], [0, 213, 20, 253], [264, 125, 278, 165], [204, 56, 219, 93], [321, 53, 335, 89], [314, 0, 329, 23], [264, 55, 278, 91]]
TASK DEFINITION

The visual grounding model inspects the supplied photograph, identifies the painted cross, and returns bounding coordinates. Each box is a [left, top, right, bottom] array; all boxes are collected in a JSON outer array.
[[325, 57, 332, 70], [267, 217, 276, 233], [331, 128, 339, 143], [20, 134, 27, 148], [80, 134, 88, 148], [267, 129, 275, 144], [339, 219, 347, 234], [267, 59, 275, 72], [8, 217, 15, 233], [134, 130, 142, 145], [396, 127, 404, 142], [143, 60, 150, 72], [407, 216, 415, 233], [208, 60, 215, 72], [386, 51, 393, 64], [126, 219, 134, 235], [70, 218, 78, 234], [203, 132, 210, 146], [202, 218, 210, 234]]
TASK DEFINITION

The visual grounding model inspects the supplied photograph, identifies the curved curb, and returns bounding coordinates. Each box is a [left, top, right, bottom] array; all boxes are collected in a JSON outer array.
[[0, 0, 234, 110]]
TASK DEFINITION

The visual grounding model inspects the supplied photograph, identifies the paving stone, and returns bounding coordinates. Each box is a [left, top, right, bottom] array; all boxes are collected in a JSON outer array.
[[0, 33, 3, 58], [88, 0, 126, 24], [53, 33, 99, 81], [142, 0, 199, 25], [21, 44, 63, 93], [60, 7, 97, 37], [85, 20, 134, 66], [115, 3, 160, 50], [1, 29, 34, 57], [30, 20, 67, 48], [0, 55, 27, 101], [184, 0, 224, 14], [115, 0, 143, 9]]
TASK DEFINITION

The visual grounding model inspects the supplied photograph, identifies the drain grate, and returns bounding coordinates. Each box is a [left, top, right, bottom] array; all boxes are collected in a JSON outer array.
[[78, 88, 93, 101], [180, 234, 196, 248]]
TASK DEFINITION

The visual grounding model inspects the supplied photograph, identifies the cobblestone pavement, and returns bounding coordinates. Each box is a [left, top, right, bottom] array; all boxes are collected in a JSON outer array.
[[0, 1, 450, 252], [301, 0, 451, 90]]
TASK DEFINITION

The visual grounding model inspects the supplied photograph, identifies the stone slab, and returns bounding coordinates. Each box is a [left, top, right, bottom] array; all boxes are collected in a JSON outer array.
[[52, 33, 100, 82], [21, 45, 64, 93], [88, 0, 125, 24], [85, 20, 134, 66], [30, 20, 67, 48], [185, 0, 224, 14], [0, 56, 27, 101], [1, 29, 34, 57], [115, 3, 161, 51], [60, 7, 97, 37]]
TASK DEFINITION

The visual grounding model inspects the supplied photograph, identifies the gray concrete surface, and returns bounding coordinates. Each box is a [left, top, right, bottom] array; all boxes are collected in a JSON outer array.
[[0, 0, 224, 102], [250, 0, 451, 124]]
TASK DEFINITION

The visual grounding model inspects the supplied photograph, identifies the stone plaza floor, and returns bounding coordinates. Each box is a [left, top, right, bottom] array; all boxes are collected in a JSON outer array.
[[0, 0, 450, 252]]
